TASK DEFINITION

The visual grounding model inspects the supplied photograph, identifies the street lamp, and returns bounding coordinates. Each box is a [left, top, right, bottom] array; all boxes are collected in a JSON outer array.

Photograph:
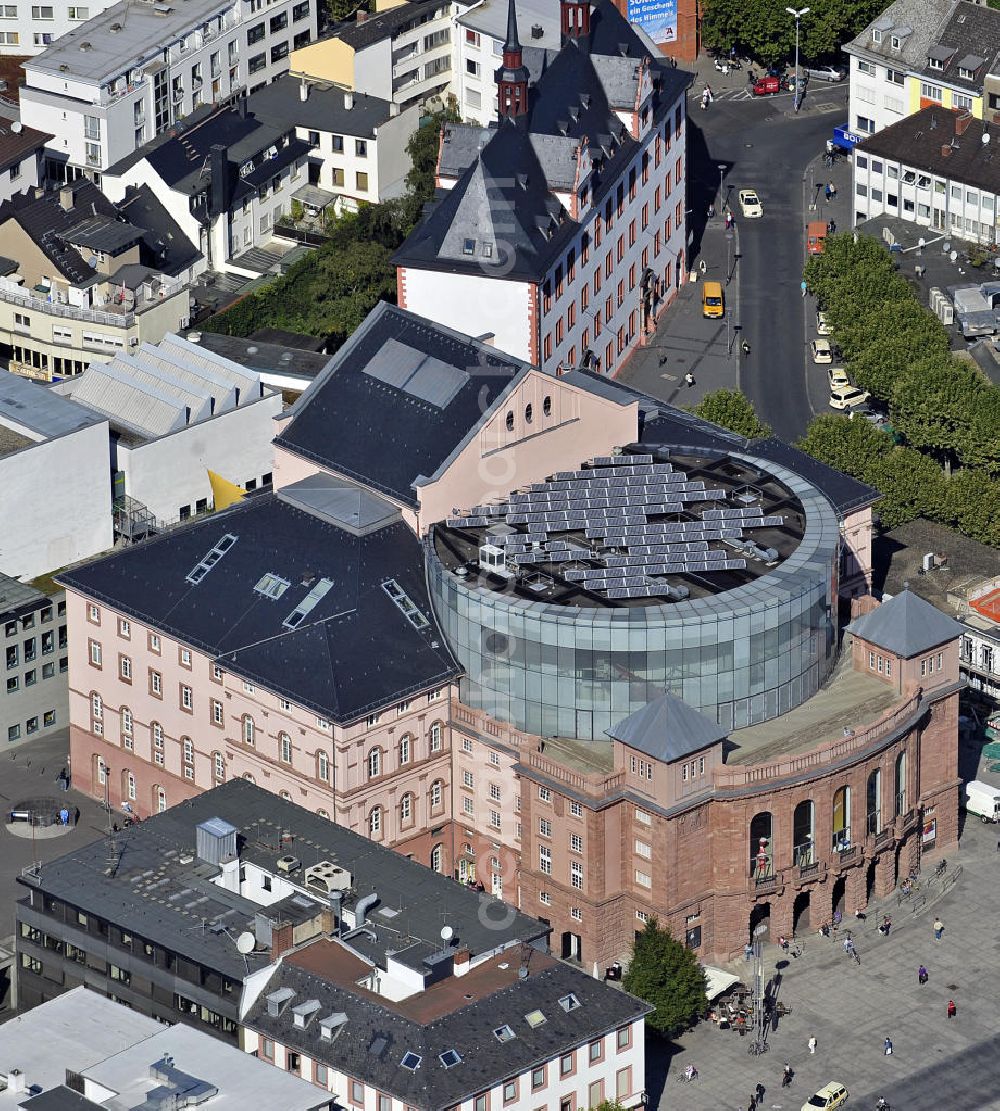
[[786, 6, 809, 113], [718, 163, 726, 209]]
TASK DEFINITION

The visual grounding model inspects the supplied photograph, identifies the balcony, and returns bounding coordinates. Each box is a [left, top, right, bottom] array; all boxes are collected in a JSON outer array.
[[752, 872, 778, 896], [797, 859, 826, 882], [897, 808, 918, 835], [836, 845, 861, 868]]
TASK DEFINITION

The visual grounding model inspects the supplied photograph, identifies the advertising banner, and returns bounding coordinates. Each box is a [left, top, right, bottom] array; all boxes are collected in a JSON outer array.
[[627, 0, 677, 44]]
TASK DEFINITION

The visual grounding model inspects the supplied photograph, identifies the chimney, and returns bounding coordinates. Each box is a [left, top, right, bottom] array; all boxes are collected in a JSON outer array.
[[941, 143, 952, 158], [355, 7, 367, 20], [389, 101, 399, 116], [344, 90, 354, 110], [269, 920, 293, 960], [299, 80, 309, 101], [7, 1071, 26, 1095], [955, 109, 973, 135], [453, 947, 471, 975], [209, 144, 230, 216], [58, 184, 75, 211], [238, 93, 248, 119]]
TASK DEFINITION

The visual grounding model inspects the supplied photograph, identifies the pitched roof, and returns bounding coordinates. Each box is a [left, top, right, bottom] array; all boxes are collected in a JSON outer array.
[[846, 587, 964, 656], [246, 952, 648, 1111], [844, 0, 955, 68], [273, 302, 532, 509], [606, 689, 728, 760], [914, 0, 1000, 88], [0, 120, 51, 175], [248, 76, 396, 140], [857, 106, 1000, 195], [334, 0, 445, 49], [116, 184, 202, 276], [57, 491, 460, 723], [394, 0, 692, 282]]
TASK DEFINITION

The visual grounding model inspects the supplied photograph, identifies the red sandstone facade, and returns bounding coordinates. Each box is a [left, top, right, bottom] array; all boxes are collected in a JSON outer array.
[[612, 0, 700, 63]]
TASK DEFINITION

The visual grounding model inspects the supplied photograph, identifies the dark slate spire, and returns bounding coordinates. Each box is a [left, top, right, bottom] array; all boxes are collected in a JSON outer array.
[[496, 0, 530, 119]]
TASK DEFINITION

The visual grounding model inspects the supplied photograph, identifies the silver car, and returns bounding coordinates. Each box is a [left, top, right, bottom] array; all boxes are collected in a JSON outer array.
[[806, 65, 846, 82]]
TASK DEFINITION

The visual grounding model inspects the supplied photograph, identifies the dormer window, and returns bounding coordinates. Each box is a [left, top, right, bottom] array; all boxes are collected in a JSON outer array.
[[872, 28, 882, 43], [928, 57, 943, 70], [890, 35, 901, 49], [481, 242, 493, 258], [959, 67, 974, 80], [463, 238, 476, 255]]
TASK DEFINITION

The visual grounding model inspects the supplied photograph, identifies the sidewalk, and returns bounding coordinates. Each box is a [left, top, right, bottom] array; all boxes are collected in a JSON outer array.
[[618, 218, 741, 407]]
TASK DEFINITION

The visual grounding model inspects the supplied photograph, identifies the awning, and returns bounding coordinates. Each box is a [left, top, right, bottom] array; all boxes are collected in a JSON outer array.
[[702, 965, 741, 1001], [832, 124, 864, 151], [293, 183, 338, 210]]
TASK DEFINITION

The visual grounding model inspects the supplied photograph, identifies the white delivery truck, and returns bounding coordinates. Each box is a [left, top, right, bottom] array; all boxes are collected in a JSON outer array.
[[964, 779, 1000, 823]]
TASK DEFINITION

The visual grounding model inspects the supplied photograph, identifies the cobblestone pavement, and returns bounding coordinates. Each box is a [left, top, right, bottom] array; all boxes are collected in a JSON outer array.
[[649, 814, 1000, 1111]]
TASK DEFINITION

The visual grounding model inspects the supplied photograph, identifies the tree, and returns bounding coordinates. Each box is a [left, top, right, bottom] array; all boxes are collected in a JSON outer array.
[[325, 0, 366, 23], [622, 918, 707, 1038], [692, 389, 771, 438], [590, 1102, 628, 1111], [406, 103, 461, 206], [795, 412, 889, 479], [889, 355, 984, 469]]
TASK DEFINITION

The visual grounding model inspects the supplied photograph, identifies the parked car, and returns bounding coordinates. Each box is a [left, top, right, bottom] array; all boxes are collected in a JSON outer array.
[[801, 1082, 849, 1111], [811, 339, 833, 364], [806, 64, 847, 82], [738, 189, 763, 218], [816, 310, 832, 335], [827, 366, 849, 389], [752, 76, 782, 96], [829, 384, 870, 410]]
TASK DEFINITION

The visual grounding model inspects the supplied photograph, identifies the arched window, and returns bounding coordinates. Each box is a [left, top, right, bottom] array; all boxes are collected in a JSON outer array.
[[367, 748, 381, 779], [525, 403, 533, 424], [894, 751, 907, 816], [400, 793, 413, 823], [120, 706, 133, 748], [213, 751, 225, 782], [368, 807, 382, 836], [749, 812, 773, 877], [279, 732, 292, 763], [430, 844, 443, 872], [317, 751, 329, 782], [542, 395, 552, 417], [399, 734, 411, 765], [793, 800, 815, 866], [154, 785, 166, 812], [429, 722, 442, 752], [867, 769, 882, 835], [505, 410, 514, 431], [242, 715, 255, 746], [243, 772, 256, 784], [430, 779, 443, 810], [832, 786, 852, 851]]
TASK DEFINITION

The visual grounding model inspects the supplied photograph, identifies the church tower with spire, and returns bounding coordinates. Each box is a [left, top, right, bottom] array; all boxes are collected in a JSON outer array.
[[495, 0, 530, 120]]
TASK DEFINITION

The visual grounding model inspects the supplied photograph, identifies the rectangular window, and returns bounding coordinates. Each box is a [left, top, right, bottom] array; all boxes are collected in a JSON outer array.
[[570, 833, 583, 853], [180, 684, 193, 710], [539, 845, 552, 875], [571, 860, 583, 889]]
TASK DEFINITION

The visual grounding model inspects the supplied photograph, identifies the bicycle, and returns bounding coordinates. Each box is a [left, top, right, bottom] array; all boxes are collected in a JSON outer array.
[[851, 947, 861, 966], [675, 1071, 698, 1084], [934, 859, 947, 879], [788, 941, 803, 958]]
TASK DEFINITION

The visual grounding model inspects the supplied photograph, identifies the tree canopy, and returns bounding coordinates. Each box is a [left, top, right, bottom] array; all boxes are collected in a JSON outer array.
[[702, 0, 884, 65], [692, 389, 771, 439], [622, 918, 707, 1038]]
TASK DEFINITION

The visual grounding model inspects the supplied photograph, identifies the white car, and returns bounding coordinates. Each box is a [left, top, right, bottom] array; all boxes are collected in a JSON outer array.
[[816, 310, 832, 335], [738, 189, 763, 218], [827, 366, 849, 390], [811, 339, 833, 364], [829, 384, 870, 410]]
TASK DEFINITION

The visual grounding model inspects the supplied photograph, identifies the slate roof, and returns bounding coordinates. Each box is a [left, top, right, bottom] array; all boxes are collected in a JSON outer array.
[[191, 332, 330, 380], [0, 120, 50, 175], [115, 185, 202, 277], [249, 76, 395, 140], [606, 689, 728, 760], [857, 106, 1000, 195], [559, 371, 880, 516], [273, 303, 532, 509], [844, 0, 955, 69], [20, 779, 545, 983], [394, 0, 692, 282], [846, 587, 964, 656], [335, 0, 445, 50], [913, 1, 1000, 88], [0, 180, 120, 284], [58, 490, 460, 723], [246, 951, 648, 1111], [61, 214, 144, 256]]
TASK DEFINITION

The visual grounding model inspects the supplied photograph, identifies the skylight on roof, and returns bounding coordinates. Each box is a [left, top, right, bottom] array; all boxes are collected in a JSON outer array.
[[282, 577, 334, 630], [525, 1009, 546, 1028], [493, 1024, 516, 1043], [185, 534, 238, 585], [401, 1052, 422, 1071], [255, 572, 290, 600], [439, 1050, 463, 1069], [558, 993, 581, 1013], [381, 578, 430, 630]]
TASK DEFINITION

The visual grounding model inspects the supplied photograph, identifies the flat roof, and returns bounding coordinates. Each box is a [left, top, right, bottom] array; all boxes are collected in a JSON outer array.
[[0, 371, 105, 443], [27, 0, 234, 85], [0, 572, 46, 617], [0, 988, 163, 1109], [434, 449, 806, 608], [20, 779, 547, 982]]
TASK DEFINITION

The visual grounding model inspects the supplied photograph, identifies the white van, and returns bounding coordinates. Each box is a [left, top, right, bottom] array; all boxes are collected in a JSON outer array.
[[965, 779, 1000, 823]]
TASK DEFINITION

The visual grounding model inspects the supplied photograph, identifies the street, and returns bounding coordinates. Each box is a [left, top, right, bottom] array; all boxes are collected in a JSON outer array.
[[622, 76, 849, 443]]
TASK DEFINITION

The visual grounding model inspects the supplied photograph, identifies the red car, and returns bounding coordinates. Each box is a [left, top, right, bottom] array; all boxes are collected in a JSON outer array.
[[752, 76, 781, 96]]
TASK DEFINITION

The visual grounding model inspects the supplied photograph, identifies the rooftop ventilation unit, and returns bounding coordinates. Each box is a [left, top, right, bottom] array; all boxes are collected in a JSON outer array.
[[282, 577, 334, 629], [305, 860, 352, 893], [276, 854, 301, 874], [186, 533, 238, 585], [196, 817, 238, 865]]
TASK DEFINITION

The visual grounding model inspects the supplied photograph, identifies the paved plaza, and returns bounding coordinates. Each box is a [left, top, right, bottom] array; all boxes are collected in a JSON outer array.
[[650, 794, 1000, 1110]]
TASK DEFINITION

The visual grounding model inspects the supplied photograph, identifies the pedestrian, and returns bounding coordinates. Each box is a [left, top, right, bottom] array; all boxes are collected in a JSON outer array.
[[947, 999, 957, 1019], [755, 1082, 765, 1103], [781, 1063, 794, 1088], [59, 807, 69, 826], [824, 183, 832, 201], [698, 258, 708, 275], [744, 941, 754, 962], [741, 339, 751, 356], [918, 965, 929, 984], [707, 202, 716, 218], [933, 917, 945, 940], [807, 1035, 817, 1055], [996, 838, 1000, 852], [883, 1036, 893, 1056], [800, 279, 808, 298], [829, 181, 837, 199], [725, 209, 734, 230], [748, 1096, 756, 1111], [658, 354, 668, 366], [684, 372, 695, 388]]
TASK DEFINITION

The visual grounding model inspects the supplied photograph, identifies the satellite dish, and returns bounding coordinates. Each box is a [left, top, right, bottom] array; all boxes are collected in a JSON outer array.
[[11, 121, 21, 133], [236, 931, 256, 954], [984, 132, 992, 145], [440, 925, 454, 943]]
